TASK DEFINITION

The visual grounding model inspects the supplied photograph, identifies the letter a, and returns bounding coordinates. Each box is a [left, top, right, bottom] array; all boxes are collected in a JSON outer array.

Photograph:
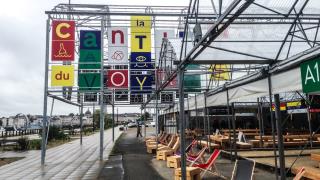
[[84, 32, 98, 48], [305, 65, 316, 85]]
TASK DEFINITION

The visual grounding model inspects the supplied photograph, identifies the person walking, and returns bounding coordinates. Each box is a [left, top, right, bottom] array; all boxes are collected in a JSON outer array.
[[136, 122, 142, 137]]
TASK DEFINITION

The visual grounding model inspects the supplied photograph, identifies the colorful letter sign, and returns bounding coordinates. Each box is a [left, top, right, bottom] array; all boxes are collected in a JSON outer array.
[[130, 52, 152, 69], [107, 70, 128, 88], [51, 20, 75, 61], [130, 16, 152, 70], [51, 65, 74, 86], [78, 72, 101, 91], [108, 27, 128, 64], [79, 30, 101, 69], [130, 74, 152, 94]]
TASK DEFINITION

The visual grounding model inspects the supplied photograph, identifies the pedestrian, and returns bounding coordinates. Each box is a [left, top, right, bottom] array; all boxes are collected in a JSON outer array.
[[136, 123, 142, 137]]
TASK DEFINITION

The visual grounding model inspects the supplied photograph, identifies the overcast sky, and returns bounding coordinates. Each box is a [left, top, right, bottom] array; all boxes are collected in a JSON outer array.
[[0, 0, 190, 117]]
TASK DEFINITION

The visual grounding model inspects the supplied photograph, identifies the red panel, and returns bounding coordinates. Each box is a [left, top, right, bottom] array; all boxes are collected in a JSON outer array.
[[157, 70, 177, 88], [52, 20, 75, 41], [51, 41, 75, 61], [107, 70, 128, 88]]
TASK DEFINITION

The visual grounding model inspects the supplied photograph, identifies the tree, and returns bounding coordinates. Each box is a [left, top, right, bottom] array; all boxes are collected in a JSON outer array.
[[139, 112, 150, 121], [93, 110, 112, 129]]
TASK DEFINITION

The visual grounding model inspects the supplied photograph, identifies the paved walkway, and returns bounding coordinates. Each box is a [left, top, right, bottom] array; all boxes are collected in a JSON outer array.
[[0, 128, 122, 179], [99, 127, 165, 180]]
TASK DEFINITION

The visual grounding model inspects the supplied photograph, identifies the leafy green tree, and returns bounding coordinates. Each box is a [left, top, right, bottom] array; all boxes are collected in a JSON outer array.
[[93, 110, 113, 129]]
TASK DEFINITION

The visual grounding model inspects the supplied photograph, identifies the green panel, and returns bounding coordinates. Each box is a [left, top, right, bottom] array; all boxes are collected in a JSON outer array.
[[300, 57, 320, 93], [186, 64, 200, 70], [79, 50, 101, 69], [184, 74, 201, 92], [78, 73, 101, 91]]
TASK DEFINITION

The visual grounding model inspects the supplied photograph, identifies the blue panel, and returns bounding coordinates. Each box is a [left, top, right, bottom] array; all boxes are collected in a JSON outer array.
[[130, 74, 152, 94], [130, 52, 153, 69], [80, 30, 101, 50]]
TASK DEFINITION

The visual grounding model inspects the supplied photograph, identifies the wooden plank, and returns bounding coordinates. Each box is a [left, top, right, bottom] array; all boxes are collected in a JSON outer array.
[[311, 153, 320, 162], [292, 166, 320, 180]]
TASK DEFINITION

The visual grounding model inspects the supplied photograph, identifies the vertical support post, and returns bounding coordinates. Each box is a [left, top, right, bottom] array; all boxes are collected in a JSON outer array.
[[112, 90, 114, 142], [155, 93, 159, 150], [41, 16, 50, 166], [306, 94, 313, 148], [144, 108, 147, 138], [257, 98, 263, 147], [231, 102, 237, 160], [178, 69, 186, 180], [274, 94, 286, 180], [268, 75, 279, 180], [99, 17, 105, 161], [80, 94, 83, 145], [204, 91, 210, 152], [226, 88, 232, 162], [117, 108, 119, 125]]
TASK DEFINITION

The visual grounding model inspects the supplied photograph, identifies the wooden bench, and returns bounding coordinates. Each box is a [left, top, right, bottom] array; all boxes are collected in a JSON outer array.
[[175, 167, 201, 180], [248, 139, 261, 148], [292, 166, 320, 180], [167, 155, 181, 168], [236, 142, 252, 149], [263, 141, 316, 148]]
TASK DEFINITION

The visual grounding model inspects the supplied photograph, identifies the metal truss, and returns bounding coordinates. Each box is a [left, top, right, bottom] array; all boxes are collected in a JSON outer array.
[[142, 0, 320, 109]]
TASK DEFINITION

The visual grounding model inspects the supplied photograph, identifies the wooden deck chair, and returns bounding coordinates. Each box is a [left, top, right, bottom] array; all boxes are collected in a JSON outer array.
[[147, 134, 174, 151], [145, 132, 166, 145], [187, 146, 207, 166], [192, 149, 222, 178], [293, 167, 305, 180], [147, 133, 170, 146], [157, 135, 177, 150], [231, 159, 255, 180], [145, 131, 163, 141], [156, 137, 180, 160], [146, 134, 172, 153]]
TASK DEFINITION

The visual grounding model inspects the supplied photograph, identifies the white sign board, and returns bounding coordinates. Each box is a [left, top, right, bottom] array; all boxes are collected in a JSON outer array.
[[108, 27, 128, 64], [154, 29, 175, 61]]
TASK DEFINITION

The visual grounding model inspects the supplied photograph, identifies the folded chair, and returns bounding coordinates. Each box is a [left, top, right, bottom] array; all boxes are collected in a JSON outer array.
[[157, 136, 180, 160], [192, 149, 222, 178], [231, 159, 255, 180]]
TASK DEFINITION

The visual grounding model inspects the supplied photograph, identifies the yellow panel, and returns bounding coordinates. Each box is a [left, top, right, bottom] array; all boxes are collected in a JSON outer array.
[[51, 65, 74, 86], [131, 32, 151, 52], [209, 64, 230, 80], [287, 101, 301, 107], [131, 16, 151, 33]]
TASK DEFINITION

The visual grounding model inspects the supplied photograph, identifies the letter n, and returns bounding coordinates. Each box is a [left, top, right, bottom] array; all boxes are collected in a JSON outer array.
[[112, 30, 124, 44]]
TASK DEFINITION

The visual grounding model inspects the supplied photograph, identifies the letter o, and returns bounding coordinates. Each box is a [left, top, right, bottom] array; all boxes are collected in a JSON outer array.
[[111, 72, 126, 87]]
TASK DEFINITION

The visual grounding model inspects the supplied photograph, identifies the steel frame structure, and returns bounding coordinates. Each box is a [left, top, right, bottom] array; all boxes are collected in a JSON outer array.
[[142, 0, 320, 179], [43, 1, 320, 179]]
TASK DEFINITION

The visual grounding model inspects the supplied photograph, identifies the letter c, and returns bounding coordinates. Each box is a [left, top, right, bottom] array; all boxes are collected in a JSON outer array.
[[56, 23, 71, 39]]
